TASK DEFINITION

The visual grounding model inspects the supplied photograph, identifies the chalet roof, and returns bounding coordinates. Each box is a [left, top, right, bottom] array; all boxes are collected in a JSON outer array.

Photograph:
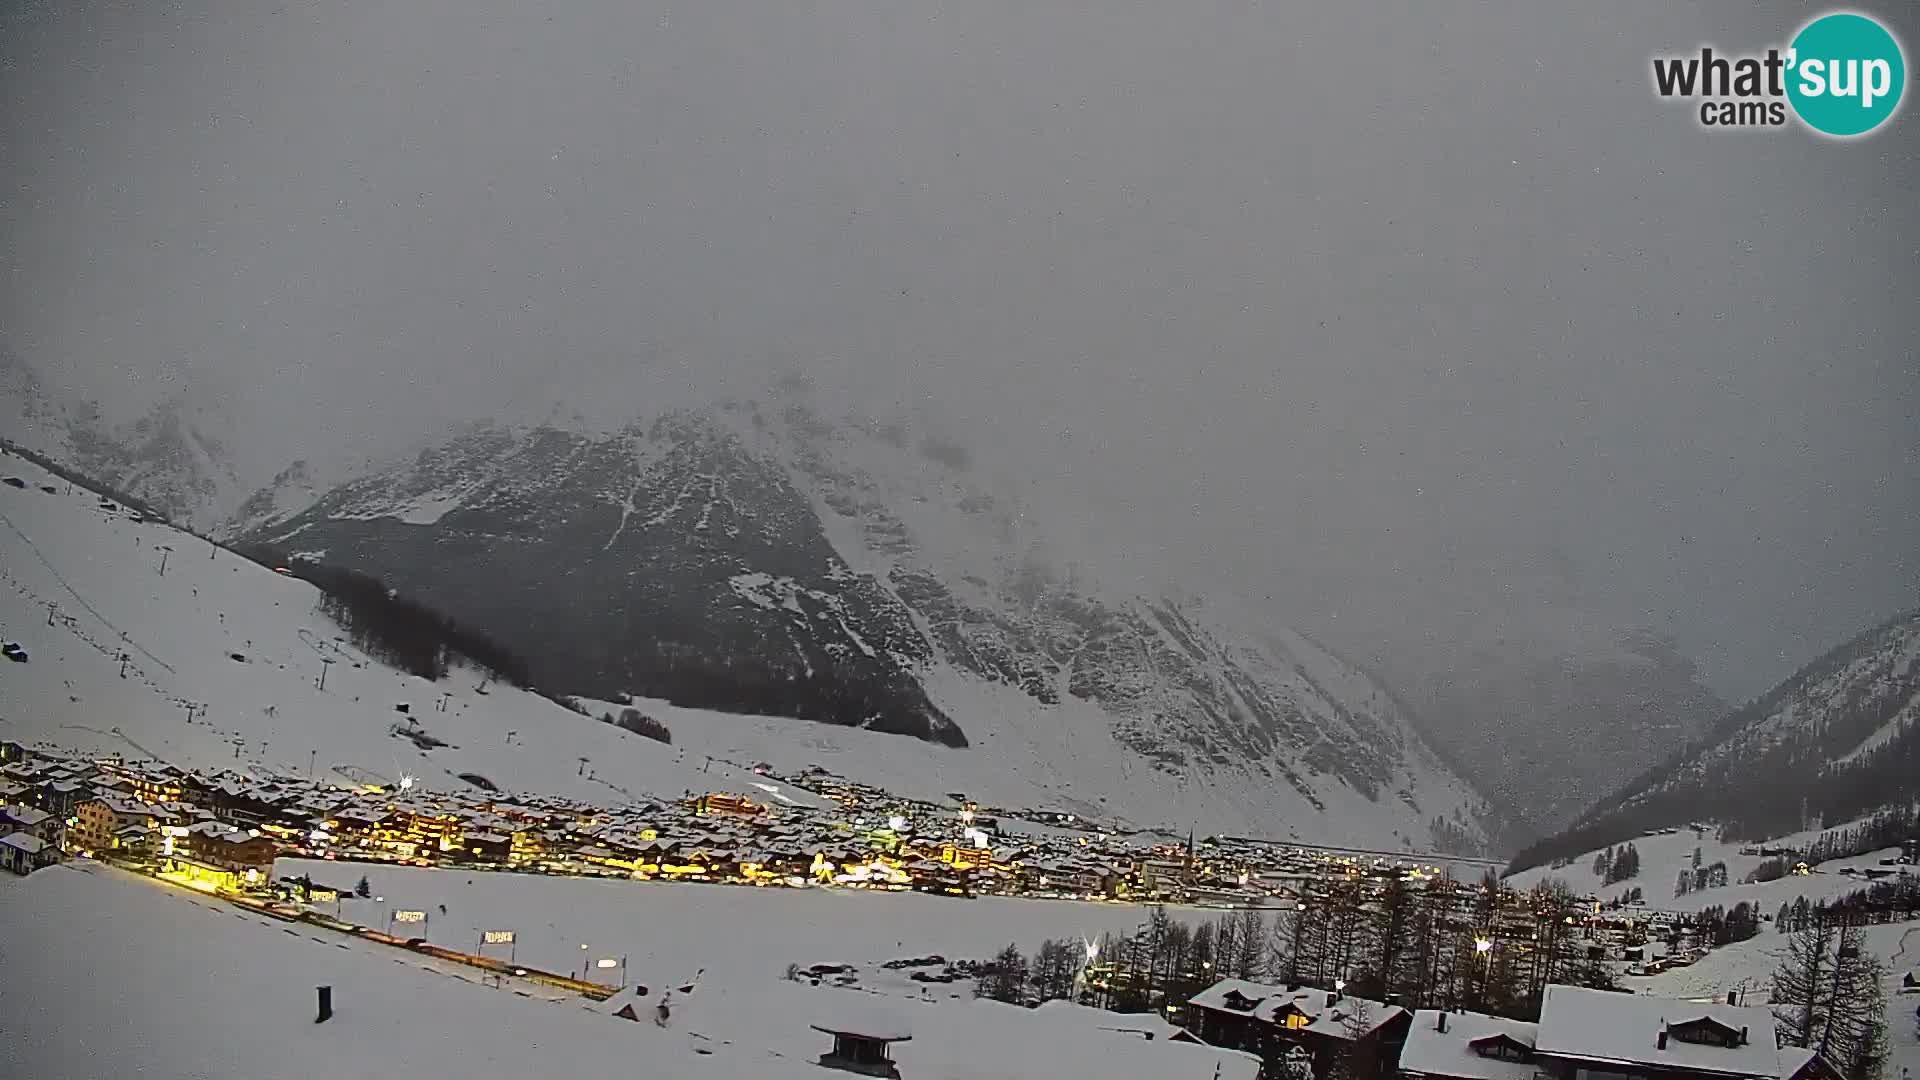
[[1188, 979, 1403, 1040], [810, 1001, 912, 1042], [2, 831, 48, 854], [1535, 986, 1782, 1079], [1400, 1010, 1539, 1080], [2, 804, 51, 828]]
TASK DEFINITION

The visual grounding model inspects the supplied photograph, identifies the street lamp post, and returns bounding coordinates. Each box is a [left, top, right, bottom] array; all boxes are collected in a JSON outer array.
[[1472, 936, 1494, 1008]]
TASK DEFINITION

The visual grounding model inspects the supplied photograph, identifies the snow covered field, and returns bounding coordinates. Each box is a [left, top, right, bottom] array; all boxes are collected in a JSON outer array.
[[1508, 823, 1920, 1076], [276, 856, 1171, 987], [1507, 821, 1908, 917], [0, 449, 816, 809], [0, 864, 1260, 1080]]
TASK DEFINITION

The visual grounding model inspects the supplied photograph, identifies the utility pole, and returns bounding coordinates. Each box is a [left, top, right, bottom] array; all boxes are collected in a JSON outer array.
[[118, 653, 131, 679], [157, 545, 171, 576], [310, 749, 318, 781], [46, 602, 56, 626], [317, 657, 335, 691]]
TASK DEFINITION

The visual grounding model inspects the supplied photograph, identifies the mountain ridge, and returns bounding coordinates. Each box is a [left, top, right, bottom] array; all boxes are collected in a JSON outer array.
[[237, 395, 1500, 849], [1509, 608, 1920, 872]]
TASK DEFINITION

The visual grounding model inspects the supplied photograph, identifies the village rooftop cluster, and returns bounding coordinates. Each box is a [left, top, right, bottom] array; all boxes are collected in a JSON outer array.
[[2, 736, 1483, 906]]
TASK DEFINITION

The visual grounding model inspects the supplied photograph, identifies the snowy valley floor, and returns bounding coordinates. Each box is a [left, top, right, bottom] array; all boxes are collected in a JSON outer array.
[[0, 862, 1261, 1080]]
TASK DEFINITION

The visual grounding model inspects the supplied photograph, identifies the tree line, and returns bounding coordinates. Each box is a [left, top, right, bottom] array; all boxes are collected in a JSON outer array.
[[235, 547, 533, 687], [1593, 842, 1641, 884], [986, 873, 1618, 1025], [1691, 902, 1762, 948], [1799, 805, 1920, 866], [1776, 875, 1920, 932]]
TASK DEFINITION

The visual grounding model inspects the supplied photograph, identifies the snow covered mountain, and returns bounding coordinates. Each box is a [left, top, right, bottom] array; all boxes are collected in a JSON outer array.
[[0, 444, 808, 809], [0, 344, 243, 530], [1384, 627, 1725, 836], [237, 392, 1498, 850], [1512, 610, 1920, 871]]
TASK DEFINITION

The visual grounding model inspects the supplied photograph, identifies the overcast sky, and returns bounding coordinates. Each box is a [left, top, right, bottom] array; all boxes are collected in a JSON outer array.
[[3, 0, 1915, 699]]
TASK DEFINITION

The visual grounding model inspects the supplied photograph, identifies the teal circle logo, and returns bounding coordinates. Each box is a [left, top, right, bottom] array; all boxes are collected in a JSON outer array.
[[1787, 12, 1905, 137]]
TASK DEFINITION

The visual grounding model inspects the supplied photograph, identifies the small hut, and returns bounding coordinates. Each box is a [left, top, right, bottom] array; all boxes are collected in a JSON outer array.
[[812, 1003, 912, 1078]]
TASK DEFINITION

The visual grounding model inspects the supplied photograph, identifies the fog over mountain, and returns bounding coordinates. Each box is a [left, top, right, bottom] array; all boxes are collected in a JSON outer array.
[[3, 1, 1916, 829]]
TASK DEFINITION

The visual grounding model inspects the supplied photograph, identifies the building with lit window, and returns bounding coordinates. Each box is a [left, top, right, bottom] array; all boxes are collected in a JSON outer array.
[[66, 796, 158, 855], [159, 823, 277, 893], [1, 804, 57, 845], [1186, 979, 1408, 1080]]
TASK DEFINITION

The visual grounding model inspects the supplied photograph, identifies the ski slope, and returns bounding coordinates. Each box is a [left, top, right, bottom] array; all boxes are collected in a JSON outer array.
[[0, 864, 1261, 1080], [1507, 820, 1909, 917], [597, 668, 1485, 850], [0, 448, 821, 808]]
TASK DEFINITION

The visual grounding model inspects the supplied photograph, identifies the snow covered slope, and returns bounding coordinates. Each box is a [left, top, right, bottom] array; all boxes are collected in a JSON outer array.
[[240, 391, 1497, 851], [1630, 920, 1919, 1079], [0, 446, 808, 807], [1, 863, 1261, 1080], [1513, 611, 1920, 872], [1506, 818, 1908, 917], [0, 348, 249, 531]]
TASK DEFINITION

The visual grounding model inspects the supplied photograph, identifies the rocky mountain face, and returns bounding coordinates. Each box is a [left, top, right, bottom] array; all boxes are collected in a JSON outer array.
[[1388, 630, 1726, 836], [1511, 610, 1920, 871], [238, 394, 1498, 849], [0, 346, 239, 530]]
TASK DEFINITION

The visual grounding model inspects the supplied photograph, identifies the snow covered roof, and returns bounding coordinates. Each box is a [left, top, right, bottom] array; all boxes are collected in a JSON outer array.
[[1187, 978, 1404, 1039], [1399, 1010, 1539, 1080], [2, 831, 48, 854], [809, 999, 913, 1041], [2, 804, 51, 827], [1535, 985, 1783, 1079], [1032, 999, 1190, 1042]]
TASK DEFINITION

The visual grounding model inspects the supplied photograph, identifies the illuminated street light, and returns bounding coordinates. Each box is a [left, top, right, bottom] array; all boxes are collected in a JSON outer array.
[[888, 815, 907, 832], [1474, 937, 1493, 954]]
